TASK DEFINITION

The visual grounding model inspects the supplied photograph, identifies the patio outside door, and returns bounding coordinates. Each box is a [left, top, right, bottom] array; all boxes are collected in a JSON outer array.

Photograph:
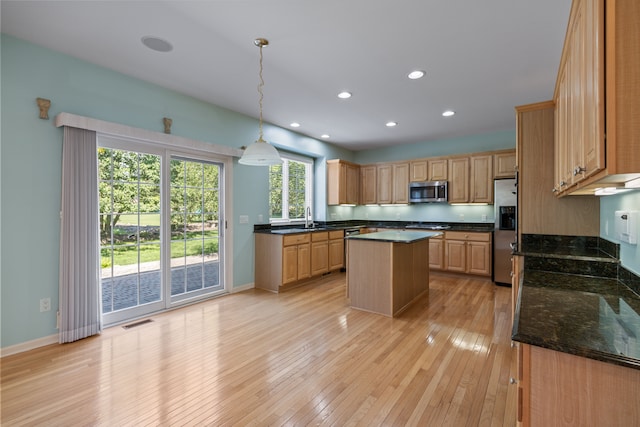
[[99, 140, 225, 326]]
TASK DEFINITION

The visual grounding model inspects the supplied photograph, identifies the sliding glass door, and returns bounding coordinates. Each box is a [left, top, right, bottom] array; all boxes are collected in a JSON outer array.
[[99, 137, 226, 326]]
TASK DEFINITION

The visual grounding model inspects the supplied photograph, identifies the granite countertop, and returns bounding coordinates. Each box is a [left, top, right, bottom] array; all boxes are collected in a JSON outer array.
[[345, 230, 443, 243], [513, 269, 640, 370], [254, 221, 493, 235]]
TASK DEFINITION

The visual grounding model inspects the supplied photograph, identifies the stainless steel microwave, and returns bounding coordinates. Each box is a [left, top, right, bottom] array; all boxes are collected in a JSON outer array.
[[409, 181, 448, 203]]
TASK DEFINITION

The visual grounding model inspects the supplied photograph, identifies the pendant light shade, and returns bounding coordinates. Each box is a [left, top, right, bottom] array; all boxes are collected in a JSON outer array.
[[239, 38, 282, 166]]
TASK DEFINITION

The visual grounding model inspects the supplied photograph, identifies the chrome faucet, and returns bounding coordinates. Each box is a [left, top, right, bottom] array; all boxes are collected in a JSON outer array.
[[305, 206, 312, 228]]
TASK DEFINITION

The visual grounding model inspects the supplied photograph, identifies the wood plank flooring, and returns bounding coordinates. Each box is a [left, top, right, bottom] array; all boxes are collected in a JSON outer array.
[[1, 272, 516, 426]]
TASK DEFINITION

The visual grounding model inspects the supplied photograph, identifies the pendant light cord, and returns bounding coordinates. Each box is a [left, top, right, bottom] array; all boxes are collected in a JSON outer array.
[[257, 42, 265, 143]]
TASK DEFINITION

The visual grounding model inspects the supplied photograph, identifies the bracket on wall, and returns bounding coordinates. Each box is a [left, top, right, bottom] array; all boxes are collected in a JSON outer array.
[[36, 97, 51, 120], [163, 117, 172, 134]]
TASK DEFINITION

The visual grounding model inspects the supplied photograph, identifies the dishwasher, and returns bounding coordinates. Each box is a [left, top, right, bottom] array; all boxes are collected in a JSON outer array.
[[343, 227, 361, 271]]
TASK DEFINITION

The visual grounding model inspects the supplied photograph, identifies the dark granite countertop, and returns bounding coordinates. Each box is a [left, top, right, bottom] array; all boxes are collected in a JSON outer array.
[[345, 230, 443, 243], [254, 221, 493, 235], [513, 269, 640, 370]]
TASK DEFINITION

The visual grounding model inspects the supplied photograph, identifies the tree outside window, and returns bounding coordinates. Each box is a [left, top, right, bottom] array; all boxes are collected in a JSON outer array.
[[269, 154, 313, 222]]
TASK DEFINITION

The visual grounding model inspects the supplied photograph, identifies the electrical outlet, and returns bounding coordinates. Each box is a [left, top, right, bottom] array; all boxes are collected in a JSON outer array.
[[258, 214, 264, 223], [459, 214, 465, 221], [396, 213, 401, 220], [40, 297, 51, 312], [481, 214, 487, 222]]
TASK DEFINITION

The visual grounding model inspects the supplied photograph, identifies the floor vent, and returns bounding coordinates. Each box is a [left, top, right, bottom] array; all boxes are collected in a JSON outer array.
[[122, 319, 153, 329]]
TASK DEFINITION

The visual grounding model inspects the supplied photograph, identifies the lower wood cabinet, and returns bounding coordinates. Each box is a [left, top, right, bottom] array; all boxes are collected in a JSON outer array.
[[428, 235, 444, 270], [442, 231, 492, 277], [515, 343, 640, 426], [255, 229, 344, 292]]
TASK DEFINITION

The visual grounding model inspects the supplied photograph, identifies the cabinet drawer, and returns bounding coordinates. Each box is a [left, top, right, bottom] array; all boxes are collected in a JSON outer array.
[[445, 231, 491, 242], [283, 233, 311, 246], [329, 230, 344, 240], [311, 231, 328, 241]]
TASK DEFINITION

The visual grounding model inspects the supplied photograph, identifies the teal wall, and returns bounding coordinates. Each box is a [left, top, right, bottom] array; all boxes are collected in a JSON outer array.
[[600, 191, 640, 275], [0, 35, 350, 348]]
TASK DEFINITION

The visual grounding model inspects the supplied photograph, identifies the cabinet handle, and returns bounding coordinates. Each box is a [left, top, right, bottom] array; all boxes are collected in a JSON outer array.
[[552, 187, 558, 193], [510, 377, 518, 385], [510, 271, 514, 277], [559, 180, 566, 187], [573, 166, 586, 176]]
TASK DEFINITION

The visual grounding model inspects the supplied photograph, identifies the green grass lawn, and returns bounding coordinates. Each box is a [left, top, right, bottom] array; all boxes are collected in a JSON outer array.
[[101, 230, 218, 268], [118, 213, 161, 226]]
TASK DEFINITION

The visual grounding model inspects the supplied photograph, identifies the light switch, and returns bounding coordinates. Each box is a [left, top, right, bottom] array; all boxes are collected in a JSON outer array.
[[239, 215, 249, 224]]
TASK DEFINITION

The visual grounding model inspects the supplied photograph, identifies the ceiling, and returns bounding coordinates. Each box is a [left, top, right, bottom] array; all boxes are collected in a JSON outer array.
[[1, 0, 572, 151]]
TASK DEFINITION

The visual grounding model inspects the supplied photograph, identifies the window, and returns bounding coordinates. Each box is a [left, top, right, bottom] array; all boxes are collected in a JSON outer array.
[[269, 153, 313, 223]]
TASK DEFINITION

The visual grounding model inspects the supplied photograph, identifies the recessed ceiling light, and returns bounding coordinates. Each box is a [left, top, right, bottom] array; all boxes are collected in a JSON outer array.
[[337, 91, 352, 99], [408, 70, 425, 79], [321, 134, 330, 139], [290, 122, 300, 128], [386, 121, 398, 127], [141, 36, 173, 53], [442, 110, 455, 117]]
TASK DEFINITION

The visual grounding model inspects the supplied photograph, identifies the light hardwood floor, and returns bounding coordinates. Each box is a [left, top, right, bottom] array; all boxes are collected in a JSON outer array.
[[1, 272, 516, 426]]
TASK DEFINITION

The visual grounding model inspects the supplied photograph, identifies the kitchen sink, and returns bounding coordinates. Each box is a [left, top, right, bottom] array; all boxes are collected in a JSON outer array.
[[405, 224, 451, 230], [270, 227, 329, 234]]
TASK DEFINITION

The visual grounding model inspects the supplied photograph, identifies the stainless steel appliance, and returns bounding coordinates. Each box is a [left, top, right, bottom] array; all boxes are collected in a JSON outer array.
[[343, 227, 361, 271], [493, 178, 517, 286], [409, 181, 448, 203]]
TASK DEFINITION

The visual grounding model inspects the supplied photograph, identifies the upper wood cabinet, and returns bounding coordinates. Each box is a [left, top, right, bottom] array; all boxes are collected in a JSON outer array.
[[360, 165, 377, 204], [392, 162, 410, 203], [493, 150, 516, 178], [448, 157, 469, 203], [429, 159, 448, 181], [376, 164, 393, 204], [409, 160, 428, 182], [470, 155, 493, 203], [327, 159, 360, 205], [553, 0, 640, 195]]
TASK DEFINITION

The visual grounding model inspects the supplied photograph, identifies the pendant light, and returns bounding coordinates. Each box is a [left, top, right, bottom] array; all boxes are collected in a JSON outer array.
[[239, 38, 283, 166]]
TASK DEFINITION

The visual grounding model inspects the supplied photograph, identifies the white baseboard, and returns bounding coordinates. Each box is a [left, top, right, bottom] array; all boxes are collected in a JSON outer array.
[[231, 282, 254, 293], [1, 334, 58, 358]]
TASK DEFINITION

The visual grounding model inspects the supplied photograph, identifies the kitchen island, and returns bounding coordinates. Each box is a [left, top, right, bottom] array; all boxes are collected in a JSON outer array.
[[345, 230, 442, 317]]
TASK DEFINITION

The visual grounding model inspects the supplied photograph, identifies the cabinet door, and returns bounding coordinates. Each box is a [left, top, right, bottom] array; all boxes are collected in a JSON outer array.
[[410, 160, 428, 182], [392, 162, 409, 203], [444, 240, 466, 272], [377, 164, 393, 204], [429, 238, 444, 270], [326, 160, 343, 205], [282, 245, 298, 284], [297, 243, 311, 280], [346, 163, 360, 204], [311, 241, 329, 276], [466, 241, 491, 276], [328, 239, 344, 271], [448, 158, 469, 203], [429, 159, 448, 181], [360, 165, 377, 204], [470, 155, 493, 203], [494, 151, 516, 178]]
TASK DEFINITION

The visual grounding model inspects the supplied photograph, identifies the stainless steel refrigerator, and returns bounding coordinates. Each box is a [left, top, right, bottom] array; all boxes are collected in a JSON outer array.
[[493, 178, 517, 285]]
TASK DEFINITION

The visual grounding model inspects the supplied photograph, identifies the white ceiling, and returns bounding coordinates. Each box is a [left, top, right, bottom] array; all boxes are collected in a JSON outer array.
[[1, 0, 572, 151]]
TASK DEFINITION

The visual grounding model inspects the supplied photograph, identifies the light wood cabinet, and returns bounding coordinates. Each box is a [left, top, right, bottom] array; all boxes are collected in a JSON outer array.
[[327, 159, 360, 205], [428, 158, 448, 181], [283, 233, 310, 284], [328, 230, 344, 271], [310, 232, 329, 276], [511, 255, 523, 324], [516, 102, 599, 238], [470, 155, 493, 203], [360, 165, 377, 204], [376, 164, 393, 204], [443, 231, 492, 277], [516, 343, 640, 426], [392, 162, 409, 203], [409, 160, 428, 182], [428, 235, 444, 270], [494, 150, 517, 178], [448, 157, 469, 203], [553, 0, 640, 195], [255, 230, 342, 292]]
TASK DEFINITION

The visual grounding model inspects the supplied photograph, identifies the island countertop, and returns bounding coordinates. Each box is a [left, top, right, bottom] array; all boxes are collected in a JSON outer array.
[[345, 230, 442, 243]]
